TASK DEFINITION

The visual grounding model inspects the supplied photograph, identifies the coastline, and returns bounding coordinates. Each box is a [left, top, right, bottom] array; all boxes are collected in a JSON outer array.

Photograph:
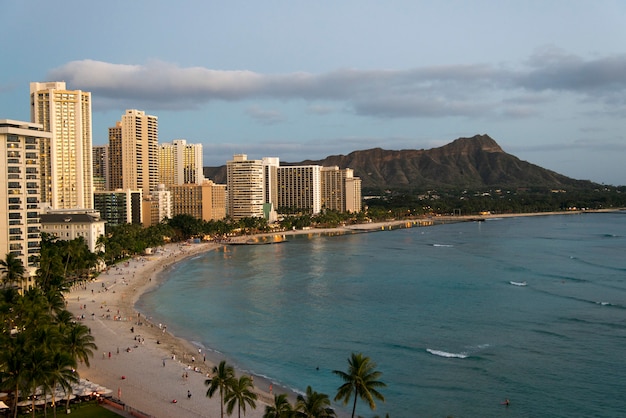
[[67, 209, 618, 417]]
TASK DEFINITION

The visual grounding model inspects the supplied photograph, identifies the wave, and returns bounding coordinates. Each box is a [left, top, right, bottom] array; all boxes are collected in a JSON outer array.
[[426, 348, 468, 358], [509, 281, 528, 286], [432, 244, 454, 247]]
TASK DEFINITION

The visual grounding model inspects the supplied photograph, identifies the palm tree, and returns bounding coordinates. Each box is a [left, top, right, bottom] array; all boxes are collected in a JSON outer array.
[[63, 323, 96, 367], [263, 393, 293, 418], [46, 350, 77, 418], [205, 360, 235, 418], [0, 332, 27, 418], [62, 323, 96, 411], [333, 353, 386, 418], [294, 386, 336, 418], [21, 346, 52, 418], [0, 253, 25, 289], [225, 375, 257, 418]]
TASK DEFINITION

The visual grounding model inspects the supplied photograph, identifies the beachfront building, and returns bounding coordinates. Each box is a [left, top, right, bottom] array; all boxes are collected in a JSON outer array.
[[92, 144, 110, 191], [226, 154, 267, 220], [39, 209, 105, 254], [30, 81, 94, 210], [170, 180, 226, 221], [276, 165, 322, 215], [0, 119, 49, 289], [345, 174, 362, 213], [108, 110, 159, 194], [93, 189, 142, 226], [159, 139, 204, 187], [320, 166, 362, 213]]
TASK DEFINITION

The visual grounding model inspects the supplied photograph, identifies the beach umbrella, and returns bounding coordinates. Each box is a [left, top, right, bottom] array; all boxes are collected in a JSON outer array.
[[16, 400, 32, 407], [0, 401, 9, 409]]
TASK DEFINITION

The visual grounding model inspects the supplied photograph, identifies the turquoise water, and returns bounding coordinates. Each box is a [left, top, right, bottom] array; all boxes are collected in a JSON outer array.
[[137, 213, 626, 417]]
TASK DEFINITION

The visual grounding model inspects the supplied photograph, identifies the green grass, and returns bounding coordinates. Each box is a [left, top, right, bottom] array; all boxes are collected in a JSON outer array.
[[17, 402, 123, 418]]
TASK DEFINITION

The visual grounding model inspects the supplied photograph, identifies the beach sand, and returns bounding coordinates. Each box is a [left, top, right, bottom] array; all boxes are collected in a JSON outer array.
[[67, 243, 271, 418], [67, 211, 597, 417]]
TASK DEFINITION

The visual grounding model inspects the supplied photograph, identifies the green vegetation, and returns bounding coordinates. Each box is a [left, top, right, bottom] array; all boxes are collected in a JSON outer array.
[[365, 186, 626, 218], [0, 253, 97, 418], [333, 353, 386, 418]]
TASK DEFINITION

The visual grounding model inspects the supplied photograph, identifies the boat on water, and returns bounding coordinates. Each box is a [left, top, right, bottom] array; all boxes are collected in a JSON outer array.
[[509, 281, 527, 286]]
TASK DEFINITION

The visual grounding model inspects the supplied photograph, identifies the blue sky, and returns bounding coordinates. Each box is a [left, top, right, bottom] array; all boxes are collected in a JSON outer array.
[[2, 1, 626, 185]]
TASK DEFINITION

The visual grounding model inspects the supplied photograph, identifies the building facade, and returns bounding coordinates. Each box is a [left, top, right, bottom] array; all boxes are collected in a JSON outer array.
[[30, 81, 93, 209], [170, 180, 226, 221], [108, 110, 158, 194], [39, 209, 106, 254], [159, 139, 204, 187], [0, 119, 50, 288], [93, 189, 142, 226], [276, 165, 322, 214], [142, 184, 172, 226], [92, 144, 109, 191], [320, 166, 362, 212], [226, 154, 266, 220]]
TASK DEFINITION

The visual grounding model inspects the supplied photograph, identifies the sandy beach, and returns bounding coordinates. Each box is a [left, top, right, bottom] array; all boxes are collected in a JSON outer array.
[[66, 210, 604, 417]]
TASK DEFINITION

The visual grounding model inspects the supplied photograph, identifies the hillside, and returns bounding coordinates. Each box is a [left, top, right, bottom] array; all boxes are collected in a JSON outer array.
[[204, 134, 597, 191]]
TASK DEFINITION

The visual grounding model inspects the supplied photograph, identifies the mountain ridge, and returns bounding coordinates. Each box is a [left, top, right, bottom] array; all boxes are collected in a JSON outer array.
[[204, 134, 597, 190]]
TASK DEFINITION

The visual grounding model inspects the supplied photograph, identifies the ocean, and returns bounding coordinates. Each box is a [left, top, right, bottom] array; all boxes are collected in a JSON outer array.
[[137, 212, 626, 417]]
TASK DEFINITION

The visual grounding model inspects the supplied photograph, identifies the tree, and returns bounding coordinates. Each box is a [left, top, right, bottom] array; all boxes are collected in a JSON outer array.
[[333, 353, 386, 418], [205, 360, 235, 418], [0, 332, 28, 418], [224, 375, 257, 418], [263, 393, 293, 418], [0, 253, 25, 289], [294, 386, 336, 418], [46, 350, 77, 418]]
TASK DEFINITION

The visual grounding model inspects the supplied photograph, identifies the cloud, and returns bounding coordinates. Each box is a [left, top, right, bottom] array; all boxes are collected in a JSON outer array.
[[245, 105, 284, 125], [48, 51, 626, 118]]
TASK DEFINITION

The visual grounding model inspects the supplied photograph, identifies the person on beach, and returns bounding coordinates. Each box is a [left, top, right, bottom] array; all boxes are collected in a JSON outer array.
[[187, 390, 192, 399]]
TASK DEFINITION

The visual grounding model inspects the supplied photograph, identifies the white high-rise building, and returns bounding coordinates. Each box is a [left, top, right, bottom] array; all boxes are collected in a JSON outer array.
[[159, 139, 204, 187], [226, 154, 266, 220], [30, 81, 93, 209], [0, 119, 50, 289]]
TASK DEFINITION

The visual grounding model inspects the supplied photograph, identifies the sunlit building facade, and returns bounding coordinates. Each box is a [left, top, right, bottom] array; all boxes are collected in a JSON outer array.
[[159, 139, 204, 187], [0, 119, 49, 289], [30, 81, 93, 209], [277, 165, 322, 214], [108, 110, 158, 194]]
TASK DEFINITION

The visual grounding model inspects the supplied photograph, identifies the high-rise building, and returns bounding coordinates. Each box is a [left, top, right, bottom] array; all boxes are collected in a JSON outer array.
[[345, 174, 362, 213], [108, 110, 158, 194], [159, 139, 204, 187], [277, 165, 322, 214], [226, 154, 266, 220], [92, 144, 109, 191], [321, 166, 362, 213], [0, 119, 50, 289], [30, 81, 93, 209]]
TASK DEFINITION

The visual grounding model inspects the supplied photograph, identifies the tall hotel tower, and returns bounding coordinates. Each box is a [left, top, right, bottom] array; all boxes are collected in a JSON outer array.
[[0, 120, 51, 288], [226, 154, 266, 220], [159, 139, 204, 187], [30, 82, 93, 209], [109, 110, 158, 194]]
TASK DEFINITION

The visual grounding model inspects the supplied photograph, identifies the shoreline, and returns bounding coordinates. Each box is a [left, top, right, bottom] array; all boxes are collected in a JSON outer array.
[[67, 209, 620, 417]]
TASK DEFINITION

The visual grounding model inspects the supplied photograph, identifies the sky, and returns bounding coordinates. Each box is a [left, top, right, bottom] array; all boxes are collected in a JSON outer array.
[[2, 1, 626, 186]]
